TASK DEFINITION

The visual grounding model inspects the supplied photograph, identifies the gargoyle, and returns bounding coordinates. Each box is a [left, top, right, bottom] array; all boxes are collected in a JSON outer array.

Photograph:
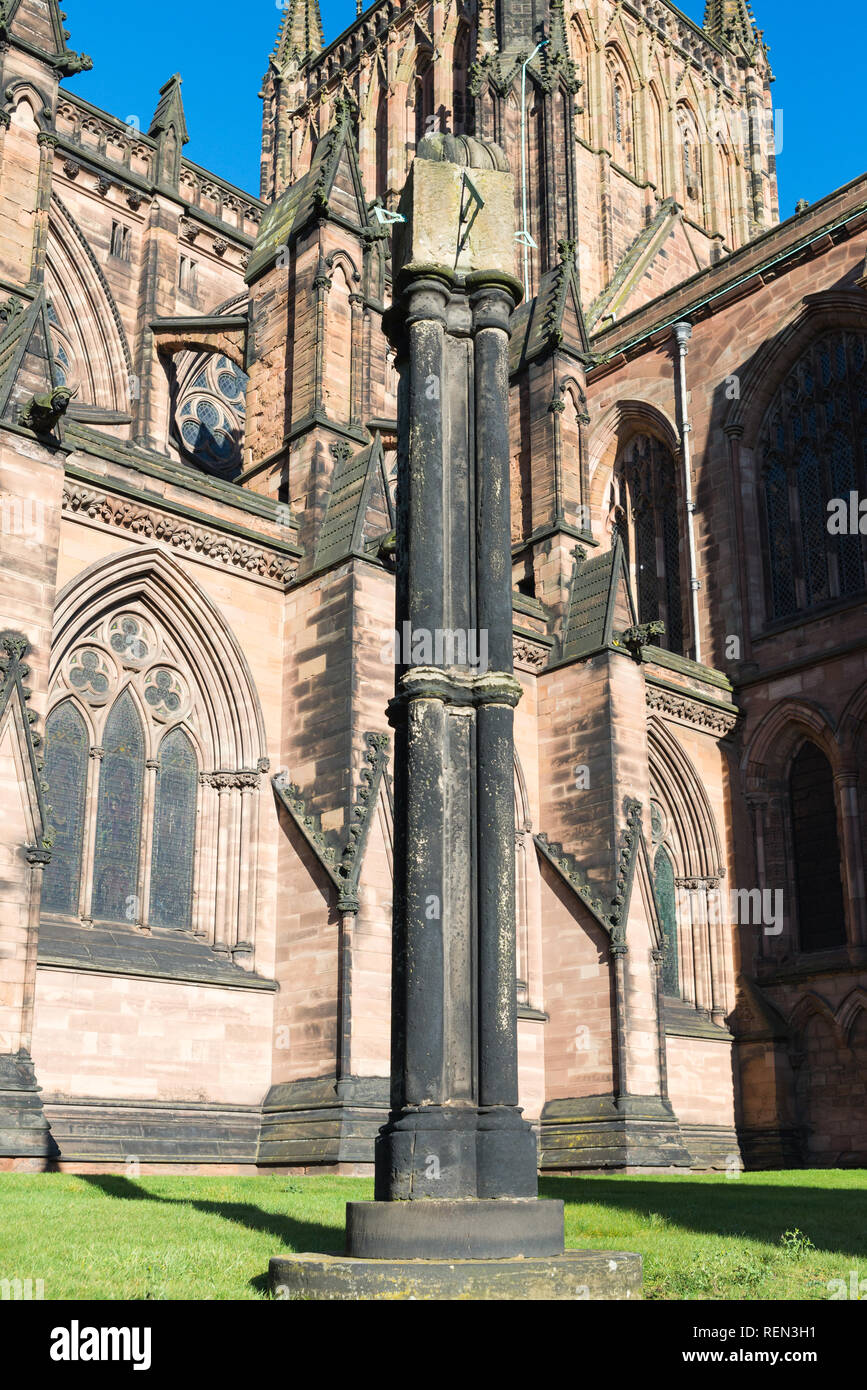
[[19, 386, 75, 436], [616, 621, 666, 659]]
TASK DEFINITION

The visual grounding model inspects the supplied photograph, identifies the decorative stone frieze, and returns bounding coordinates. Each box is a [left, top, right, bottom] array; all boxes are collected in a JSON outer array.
[[62, 482, 298, 586], [645, 683, 739, 735]]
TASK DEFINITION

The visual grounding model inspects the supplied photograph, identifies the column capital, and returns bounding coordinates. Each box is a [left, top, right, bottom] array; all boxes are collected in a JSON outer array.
[[467, 271, 523, 330], [387, 667, 523, 724]]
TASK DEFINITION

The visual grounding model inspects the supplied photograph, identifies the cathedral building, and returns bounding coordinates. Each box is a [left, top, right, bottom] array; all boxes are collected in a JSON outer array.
[[0, 0, 865, 1173]]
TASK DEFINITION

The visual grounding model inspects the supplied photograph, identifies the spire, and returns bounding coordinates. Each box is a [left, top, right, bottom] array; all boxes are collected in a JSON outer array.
[[270, 0, 324, 72], [148, 73, 189, 145], [703, 0, 757, 50], [148, 75, 188, 188]]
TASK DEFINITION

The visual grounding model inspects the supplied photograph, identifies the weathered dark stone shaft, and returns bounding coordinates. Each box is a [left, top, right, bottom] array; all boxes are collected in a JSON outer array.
[[373, 260, 538, 1204]]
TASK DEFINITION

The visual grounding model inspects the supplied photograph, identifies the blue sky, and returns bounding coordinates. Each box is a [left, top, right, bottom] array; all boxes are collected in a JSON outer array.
[[60, 0, 863, 216]]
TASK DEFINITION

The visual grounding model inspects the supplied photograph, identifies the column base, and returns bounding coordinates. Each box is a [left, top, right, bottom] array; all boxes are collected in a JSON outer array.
[[347, 1198, 564, 1260], [270, 1249, 642, 1301], [540, 1094, 692, 1170], [0, 1052, 57, 1165]]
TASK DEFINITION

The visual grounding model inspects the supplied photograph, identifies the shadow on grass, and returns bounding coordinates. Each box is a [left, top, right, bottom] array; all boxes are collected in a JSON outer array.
[[78, 1176, 344, 1259], [540, 1176, 867, 1257]]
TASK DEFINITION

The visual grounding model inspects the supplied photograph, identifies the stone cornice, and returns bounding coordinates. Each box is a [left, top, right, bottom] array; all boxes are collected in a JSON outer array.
[[645, 680, 739, 735], [62, 480, 299, 587]]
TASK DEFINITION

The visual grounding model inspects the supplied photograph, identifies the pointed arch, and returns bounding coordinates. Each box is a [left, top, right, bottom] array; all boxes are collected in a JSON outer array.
[[570, 17, 592, 143], [725, 291, 867, 440], [648, 82, 666, 194], [647, 717, 724, 880], [675, 101, 704, 216], [837, 987, 867, 1044], [41, 699, 89, 916], [839, 680, 867, 762], [47, 195, 132, 411], [149, 725, 199, 930], [743, 697, 839, 790], [788, 990, 840, 1042], [51, 546, 267, 771], [452, 22, 471, 135], [653, 844, 679, 995], [91, 688, 146, 924], [375, 87, 390, 201], [588, 399, 680, 501], [605, 44, 635, 170]]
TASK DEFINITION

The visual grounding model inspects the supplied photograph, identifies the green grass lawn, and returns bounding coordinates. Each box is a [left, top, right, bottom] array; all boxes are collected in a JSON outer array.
[[0, 1170, 864, 1300]]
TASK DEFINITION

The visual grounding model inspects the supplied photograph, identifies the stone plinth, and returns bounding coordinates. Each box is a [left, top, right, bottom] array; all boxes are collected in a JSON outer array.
[[270, 1250, 642, 1301], [346, 1198, 565, 1260]]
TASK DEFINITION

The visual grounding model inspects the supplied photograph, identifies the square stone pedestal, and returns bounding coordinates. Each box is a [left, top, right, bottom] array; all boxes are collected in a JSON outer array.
[[269, 1249, 642, 1301]]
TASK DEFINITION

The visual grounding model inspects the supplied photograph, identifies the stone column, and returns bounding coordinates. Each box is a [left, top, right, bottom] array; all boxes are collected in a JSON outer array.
[[270, 138, 642, 1298], [348, 136, 559, 1260]]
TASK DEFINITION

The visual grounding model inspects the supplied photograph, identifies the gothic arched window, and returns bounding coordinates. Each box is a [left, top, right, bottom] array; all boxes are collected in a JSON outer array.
[[654, 846, 679, 996], [41, 701, 88, 916], [607, 60, 632, 169], [42, 612, 202, 935], [149, 728, 198, 930], [91, 690, 145, 924], [452, 26, 470, 135], [677, 104, 702, 211], [614, 434, 685, 655], [760, 331, 867, 620], [789, 741, 847, 952], [173, 352, 248, 480], [415, 52, 435, 146], [649, 85, 665, 194], [375, 91, 389, 202]]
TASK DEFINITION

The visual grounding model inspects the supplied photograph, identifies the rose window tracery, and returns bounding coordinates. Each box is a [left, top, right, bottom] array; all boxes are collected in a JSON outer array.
[[173, 352, 248, 478]]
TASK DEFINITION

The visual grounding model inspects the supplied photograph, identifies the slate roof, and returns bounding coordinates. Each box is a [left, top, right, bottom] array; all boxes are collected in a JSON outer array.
[[560, 537, 636, 662], [314, 434, 393, 571]]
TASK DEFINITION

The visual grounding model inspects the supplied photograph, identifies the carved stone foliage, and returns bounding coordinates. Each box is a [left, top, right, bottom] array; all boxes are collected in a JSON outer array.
[[535, 799, 645, 934], [513, 638, 550, 673], [273, 731, 391, 913], [62, 482, 297, 586], [645, 684, 739, 736]]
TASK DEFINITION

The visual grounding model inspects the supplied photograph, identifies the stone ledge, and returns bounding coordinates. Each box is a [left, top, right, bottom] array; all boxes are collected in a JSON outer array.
[[269, 1249, 642, 1301]]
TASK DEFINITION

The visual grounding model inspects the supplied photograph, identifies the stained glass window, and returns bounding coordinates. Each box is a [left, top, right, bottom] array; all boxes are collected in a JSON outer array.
[[617, 434, 685, 655], [149, 729, 198, 930], [91, 690, 144, 924], [789, 741, 846, 953], [760, 331, 867, 619], [173, 352, 248, 478], [41, 702, 88, 916], [654, 847, 679, 997]]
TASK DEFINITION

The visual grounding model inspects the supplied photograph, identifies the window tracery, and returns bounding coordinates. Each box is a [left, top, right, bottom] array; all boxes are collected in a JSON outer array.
[[172, 351, 248, 479], [760, 330, 867, 620], [43, 611, 202, 932], [789, 741, 847, 953], [612, 434, 685, 655]]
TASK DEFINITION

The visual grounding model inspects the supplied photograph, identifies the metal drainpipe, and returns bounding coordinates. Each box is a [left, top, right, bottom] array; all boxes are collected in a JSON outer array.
[[673, 321, 701, 665]]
